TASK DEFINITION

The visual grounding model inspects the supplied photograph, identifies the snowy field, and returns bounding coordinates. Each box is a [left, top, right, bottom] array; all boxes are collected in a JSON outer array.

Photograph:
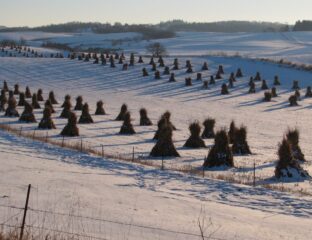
[[1, 32, 312, 239], [2, 31, 312, 64], [0, 31, 141, 50], [151, 32, 312, 64], [0, 53, 312, 188], [1, 129, 312, 240]]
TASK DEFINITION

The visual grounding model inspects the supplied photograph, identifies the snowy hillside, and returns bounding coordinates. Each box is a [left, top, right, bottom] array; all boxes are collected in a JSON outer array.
[[0, 31, 71, 43], [0, 31, 142, 50], [1, 125, 312, 240], [2, 31, 312, 65], [1, 54, 312, 185], [1, 33, 312, 239]]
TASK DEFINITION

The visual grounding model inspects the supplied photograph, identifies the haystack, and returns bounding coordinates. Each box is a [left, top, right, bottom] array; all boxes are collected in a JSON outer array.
[[115, 104, 128, 121], [60, 112, 79, 137], [203, 129, 233, 168], [79, 103, 94, 124], [139, 108, 152, 126], [38, 107, 56, 129], [184, 122, 206, 148]]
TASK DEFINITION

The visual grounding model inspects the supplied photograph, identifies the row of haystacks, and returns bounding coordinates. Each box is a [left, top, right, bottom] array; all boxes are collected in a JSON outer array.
[[2, 45, 311, 94], [3, 47, 311, 105], [138, 58, 311, 106], [5, 45, 308, 97], [1, 45, 64, 58], [0, 80, 310, 180]]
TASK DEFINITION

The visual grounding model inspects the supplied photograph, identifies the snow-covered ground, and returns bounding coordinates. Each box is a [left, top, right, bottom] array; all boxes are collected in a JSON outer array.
[[1, 32, 312, 239], [0, 55, 312, 192], [1, 130, 312, 240], [2, 31, 312, 65], [0, 31, 142, 50], [148, 32, 312, 65], [0, 31, 71, 42]]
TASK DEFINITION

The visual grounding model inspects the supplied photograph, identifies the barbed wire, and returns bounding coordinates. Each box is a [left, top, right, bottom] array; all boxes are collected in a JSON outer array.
[[25, 224, 109, 240], [0, 203, 229, 240], [1, 221, 232, 240], [0, 204, 24, 211], [27, 207, 224, 239], [1, 223, 108, 240], [0, 210, 23, 225], [0, 223, 20, 229]]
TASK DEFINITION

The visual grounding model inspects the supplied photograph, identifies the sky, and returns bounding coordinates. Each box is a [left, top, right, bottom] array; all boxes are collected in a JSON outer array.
[[1, 0, 311, 27]]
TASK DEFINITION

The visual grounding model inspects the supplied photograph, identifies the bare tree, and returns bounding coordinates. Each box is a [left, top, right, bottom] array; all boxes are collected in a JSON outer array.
[[198, 206, 220, 240], [146, 42, 167, 57]]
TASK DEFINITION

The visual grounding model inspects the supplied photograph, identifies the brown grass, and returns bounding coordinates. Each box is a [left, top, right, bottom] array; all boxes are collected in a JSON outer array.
[[0, 226, 86, 240]]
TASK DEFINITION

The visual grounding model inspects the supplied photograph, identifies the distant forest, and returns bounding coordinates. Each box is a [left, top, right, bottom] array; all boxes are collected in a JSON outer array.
[[293, 20, 312, 31], [1, 20, 308, 36], [158, 20, 290, 32], [0, 22, 176, 40]]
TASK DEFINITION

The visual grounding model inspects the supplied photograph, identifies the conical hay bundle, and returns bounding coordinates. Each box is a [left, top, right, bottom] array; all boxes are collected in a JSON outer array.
[[115, 103, 128, 121], [74, 96, 83, 110], [232, 126, 252, 155], [203, 129, 233, 168], [119, 112, 135, 134], [32, 93, 41, 109], [139, 108, 152, 126], [79, 103, 94, 124], [38, 107, 56, 129], [60, 112, 79, 137], [184, 122, 206, 148], [201, 118, 215, 139], [95, 100, 106, 115], [150, 123, 180, 157], [19, 101, 36, 123], [275, 138, 309, 178]]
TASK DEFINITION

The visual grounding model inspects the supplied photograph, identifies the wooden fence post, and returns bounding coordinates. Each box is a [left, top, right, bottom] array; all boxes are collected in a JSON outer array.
[[161, 155, 164, 170], [20, 184, 31, 240], [253, 161, 256, 187], [32, 129, 36, 139]]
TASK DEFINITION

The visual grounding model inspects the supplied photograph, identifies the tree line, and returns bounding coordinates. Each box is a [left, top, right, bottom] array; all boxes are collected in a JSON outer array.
[[293, 20, 312, 31], [158, 20, 290, 32], [3, 20, 312, 35], [0, 20, 292, 35]]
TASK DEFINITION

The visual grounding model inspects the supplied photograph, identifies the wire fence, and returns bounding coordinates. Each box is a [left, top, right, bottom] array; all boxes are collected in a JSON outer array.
[[0, 122, 263, 190], [0, 94, 309, 197], [0, 44, 275, 185], [0, 184, 230, 240]]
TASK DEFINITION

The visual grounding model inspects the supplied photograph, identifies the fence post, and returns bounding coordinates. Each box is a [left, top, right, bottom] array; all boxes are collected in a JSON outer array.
[[253, 161, 256, 187], [161, 155, 164, 170], [80, 138, 83, 152], [203, 156, 206, 178], [20, 184, 31, 240], [132, 147, 134, 162], [45, 132, 48, 143], [61, 136, 65, 147], [101, 145, 104, 157]]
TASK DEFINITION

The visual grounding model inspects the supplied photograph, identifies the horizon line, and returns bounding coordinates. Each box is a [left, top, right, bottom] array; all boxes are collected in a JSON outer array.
[[1, 19, 303, 29]]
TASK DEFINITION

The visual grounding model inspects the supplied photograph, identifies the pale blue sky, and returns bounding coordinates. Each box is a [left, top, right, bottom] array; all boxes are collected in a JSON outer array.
[[1, 0, 311, 27]]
